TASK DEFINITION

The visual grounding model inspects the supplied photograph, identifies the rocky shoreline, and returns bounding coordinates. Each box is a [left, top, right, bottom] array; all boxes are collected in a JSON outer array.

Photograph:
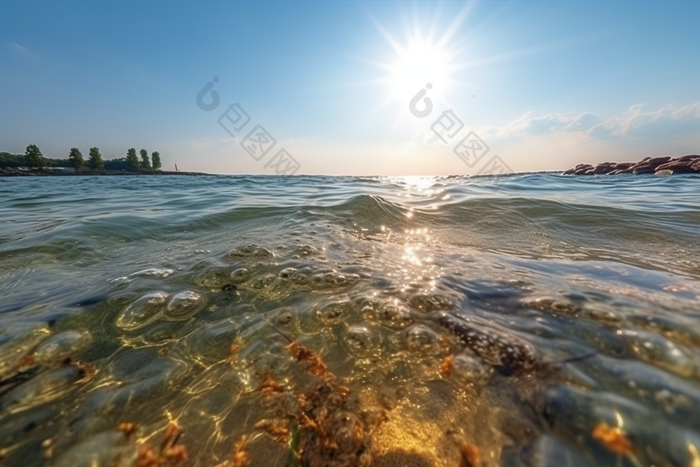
[[0, 168, 210, 177], [564, 155, 700, 176]]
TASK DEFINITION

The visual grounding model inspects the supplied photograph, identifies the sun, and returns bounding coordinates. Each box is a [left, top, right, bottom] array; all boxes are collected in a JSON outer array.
[[366, 5, 475, 112], [387, 38, 452, 102]]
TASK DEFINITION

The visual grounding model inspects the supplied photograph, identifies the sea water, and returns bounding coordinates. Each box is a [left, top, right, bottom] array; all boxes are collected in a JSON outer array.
[[0, 173, 699, 466]]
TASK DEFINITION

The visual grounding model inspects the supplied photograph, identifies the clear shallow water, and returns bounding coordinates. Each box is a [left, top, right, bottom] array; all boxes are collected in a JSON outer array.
[[0, 173, 699, 467]]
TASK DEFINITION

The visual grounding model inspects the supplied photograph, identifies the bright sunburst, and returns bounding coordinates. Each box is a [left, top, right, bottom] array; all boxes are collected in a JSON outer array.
[[386, 37, 452, 101], [364, 3, 477, 119]]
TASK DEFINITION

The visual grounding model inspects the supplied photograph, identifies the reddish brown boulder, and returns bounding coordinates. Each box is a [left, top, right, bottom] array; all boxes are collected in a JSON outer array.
[[592, 162, 616, 174], [646, 156, 672, 166], [564, 155, 700, 176], [632, 165, 656, 174], [613, 162, 635, 170], [655, 160, 699, 174], [572, 164, 595, 175]]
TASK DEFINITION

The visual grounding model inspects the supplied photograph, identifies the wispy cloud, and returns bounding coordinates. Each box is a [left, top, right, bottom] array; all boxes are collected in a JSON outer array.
[[488, 111, 601, 137], [484, 102, 700, 141], [588, 102, 700, 138], [7, 41, 28, 54]]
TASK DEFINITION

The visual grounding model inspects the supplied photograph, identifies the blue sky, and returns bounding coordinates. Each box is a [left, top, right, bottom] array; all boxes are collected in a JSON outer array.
[[1, 0, 698, 175]]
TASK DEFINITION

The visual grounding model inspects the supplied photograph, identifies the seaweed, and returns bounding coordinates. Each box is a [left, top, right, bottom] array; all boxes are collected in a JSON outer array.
[[232, 435, 250, 467], [135, 423, 188, 467], [286, 341, 328, 377]]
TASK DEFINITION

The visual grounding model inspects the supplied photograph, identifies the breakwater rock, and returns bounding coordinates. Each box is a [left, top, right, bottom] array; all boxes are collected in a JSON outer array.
[[564, 155, 700, 175]]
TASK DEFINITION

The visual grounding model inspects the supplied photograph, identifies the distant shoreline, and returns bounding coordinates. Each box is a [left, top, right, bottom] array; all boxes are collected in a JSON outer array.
[[0, 169, 210, 177]]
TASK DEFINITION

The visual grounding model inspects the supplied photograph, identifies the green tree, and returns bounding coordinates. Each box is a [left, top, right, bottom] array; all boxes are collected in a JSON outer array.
[[88, 147, 104, 170], [0, 152, 26, 168], [68, 148, 85, 171], [24, 144, 46, 169], [140, 149, 151, 170], [151, 151, 162, 170], [126, 148, 139, 171], [103, 157, 128, 171]]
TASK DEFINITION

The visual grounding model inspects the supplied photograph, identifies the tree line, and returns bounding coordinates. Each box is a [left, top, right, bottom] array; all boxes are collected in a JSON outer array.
[[1, 145, 162, 172]]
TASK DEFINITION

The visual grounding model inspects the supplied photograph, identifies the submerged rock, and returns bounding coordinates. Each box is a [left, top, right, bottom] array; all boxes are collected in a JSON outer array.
[[0, 362, 87, 414], [432, 311, 537, 375]]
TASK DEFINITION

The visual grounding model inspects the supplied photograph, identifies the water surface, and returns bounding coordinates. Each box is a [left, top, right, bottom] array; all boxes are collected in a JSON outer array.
[[1, 173, 699, 466]]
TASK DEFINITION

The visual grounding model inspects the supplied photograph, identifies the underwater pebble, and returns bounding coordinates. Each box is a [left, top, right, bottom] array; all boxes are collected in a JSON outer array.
[[628, 314, 700, 347], [33, 330, 91, 365], [271, 306, 299, 330], [225, 243, 275, 259], [328, 411, 364, 454], [404, 325, 441, 354], [373, 302, 413, 330], [451, 354, 493, 387], [54, 431, 130, 467], [78, 355, 185, 420], [292, 244, 319, 257], [619, 329, 697, 378], [129, 268, 174, 278], [115, 291, 169, 331], [186, 319, 239, 364], [310, 271, 360, 289], [343, 325, 380, 357], [518, 434, 593, 467], [195, 267, 232, 289], [230, 267, 252, 283], [165, 291, 205, 320], [0, 322, 50, 377], [0, 363, 86, 414], [523, 297, 582, 315], [583, 356, 700, 425], [0, 403, 59, 447], [407, 292, 454, 312], [316, 300, 350, 325], [248, 273, 276, 290], [541, 384, 700, 467], [279, 267, 310, 285]]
